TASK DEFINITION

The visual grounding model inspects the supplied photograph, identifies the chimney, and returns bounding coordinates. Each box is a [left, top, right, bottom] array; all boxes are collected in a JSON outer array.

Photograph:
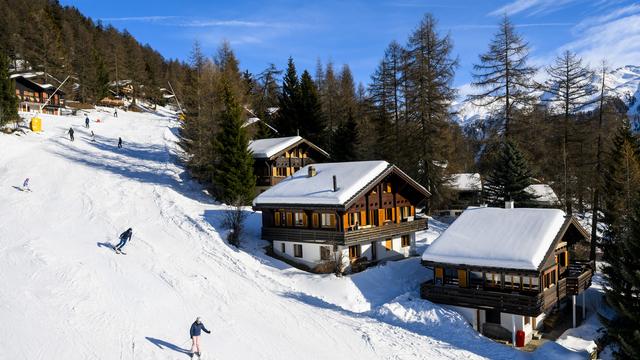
[[505, 200, 514, 209], [308, 166, 317, 177], [332, 175, 337, 192]]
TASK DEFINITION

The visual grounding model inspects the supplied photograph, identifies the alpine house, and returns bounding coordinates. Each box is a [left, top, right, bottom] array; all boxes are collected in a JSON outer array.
[[421, 204, 593, 347], [252, 161, 431, 273]]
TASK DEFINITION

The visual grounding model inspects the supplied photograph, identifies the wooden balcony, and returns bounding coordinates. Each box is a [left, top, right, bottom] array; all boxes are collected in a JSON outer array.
[[256, 176, 286, 187], [261, 218, 427, 245], [420, 268, 593, 317]]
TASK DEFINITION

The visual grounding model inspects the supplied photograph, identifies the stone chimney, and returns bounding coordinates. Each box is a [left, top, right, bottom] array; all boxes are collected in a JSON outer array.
[[332, 175, 337, 192], [308, 166, 317, 177], [505, 200, 514, 209]]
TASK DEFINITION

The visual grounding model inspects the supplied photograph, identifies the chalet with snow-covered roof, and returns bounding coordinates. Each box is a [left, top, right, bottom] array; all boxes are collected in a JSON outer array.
[[437, 173, 483, 217], [249, 136, 330, 194], [420, 204, 593, 346], [253, 161, 431, 273], [12, 75, 65, 115]]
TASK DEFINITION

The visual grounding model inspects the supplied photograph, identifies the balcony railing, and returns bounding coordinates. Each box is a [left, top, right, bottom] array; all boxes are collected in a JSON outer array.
[[261, 218, 427, 245], [421, 268, 593, 317]]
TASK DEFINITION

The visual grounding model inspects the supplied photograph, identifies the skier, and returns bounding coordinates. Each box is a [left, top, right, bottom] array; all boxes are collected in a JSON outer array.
[[189, 317, 211, 359], [114, 109, 118, 118], [68, 127, 75, 141], [117, 137, 123, 149], [22, 178, 30, 191], [91, 131, 95, 141], [114, 228, 132, 254], [85, 116, 90, 128]]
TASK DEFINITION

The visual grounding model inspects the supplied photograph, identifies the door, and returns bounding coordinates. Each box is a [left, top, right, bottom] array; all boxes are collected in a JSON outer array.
[[486, 309, 501, 324]]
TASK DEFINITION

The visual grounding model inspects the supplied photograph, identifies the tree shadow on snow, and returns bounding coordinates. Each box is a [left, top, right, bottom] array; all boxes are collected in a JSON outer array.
[[50, 138, 215, 205], [201, 208, 291, 271], [145, 337, 191, 356], [281, 291, 528, 360]]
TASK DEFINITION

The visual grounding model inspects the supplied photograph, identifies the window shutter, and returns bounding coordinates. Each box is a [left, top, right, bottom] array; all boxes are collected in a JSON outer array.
[[312, 213, 319, 228], [329, 214, 335, 228], [286, 213, 292, 226], [275, 212, 281, 226], [458, 270, 468, 287]]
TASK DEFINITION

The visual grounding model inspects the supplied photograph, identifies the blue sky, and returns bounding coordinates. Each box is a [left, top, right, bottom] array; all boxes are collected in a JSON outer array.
[[60, 0, 640, 88]]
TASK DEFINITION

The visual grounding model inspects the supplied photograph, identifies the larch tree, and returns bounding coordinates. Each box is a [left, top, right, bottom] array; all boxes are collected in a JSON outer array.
[[544, 51, 596, 214], [405, 13, 458, 203], [469, 15, 536, 139]]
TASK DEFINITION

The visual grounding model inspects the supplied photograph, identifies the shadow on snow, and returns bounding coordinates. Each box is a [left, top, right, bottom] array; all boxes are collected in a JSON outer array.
[[145, 337, 191, 356]]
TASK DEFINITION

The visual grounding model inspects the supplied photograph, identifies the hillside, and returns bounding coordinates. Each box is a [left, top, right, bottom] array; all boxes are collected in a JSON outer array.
[[0, 109, 603, 359]]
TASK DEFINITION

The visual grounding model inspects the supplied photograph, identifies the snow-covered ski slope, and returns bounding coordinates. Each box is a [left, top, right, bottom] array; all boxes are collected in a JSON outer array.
[[0, 108, 596, 359]]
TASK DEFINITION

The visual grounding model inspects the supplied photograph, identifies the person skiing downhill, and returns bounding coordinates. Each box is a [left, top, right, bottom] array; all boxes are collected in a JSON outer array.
[[114, 109, 118, 118], [68, 127, 74, 141], [117, 137, 123, 148], [85, 116, 90, 128], [114, 228, 132, 253], [189, 317, 210, 359], [91, 131, 95, 141], [22, 178, 30, 191]]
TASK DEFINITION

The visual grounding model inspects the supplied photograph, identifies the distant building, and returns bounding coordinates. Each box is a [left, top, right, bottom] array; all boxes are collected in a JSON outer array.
[[421, 204, 593, 346], [253, 161, 431, 273], [437, 173, 482, 217], [249, 136, 330, 194], [525, 184, 561, 208], [12, 75, 65, 115]]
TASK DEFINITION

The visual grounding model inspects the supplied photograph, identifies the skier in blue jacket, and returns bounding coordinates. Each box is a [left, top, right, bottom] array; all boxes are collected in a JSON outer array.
[[189, 317, 210, 358]]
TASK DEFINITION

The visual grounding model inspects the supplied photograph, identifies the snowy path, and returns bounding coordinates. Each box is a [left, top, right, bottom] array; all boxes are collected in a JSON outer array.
[[0, 109, 595, 359]]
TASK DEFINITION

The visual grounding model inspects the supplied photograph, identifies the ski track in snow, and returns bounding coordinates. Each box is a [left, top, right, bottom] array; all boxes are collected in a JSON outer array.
[[0, 108, 598, 359]]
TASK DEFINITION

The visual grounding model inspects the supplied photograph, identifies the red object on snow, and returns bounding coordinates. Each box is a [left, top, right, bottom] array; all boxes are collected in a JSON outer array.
[[515, 330, 525, 347], [96, 119, 101, 122]]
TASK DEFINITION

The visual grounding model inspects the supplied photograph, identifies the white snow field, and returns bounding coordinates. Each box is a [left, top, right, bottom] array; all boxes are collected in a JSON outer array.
[[0, 108, 600, 359]]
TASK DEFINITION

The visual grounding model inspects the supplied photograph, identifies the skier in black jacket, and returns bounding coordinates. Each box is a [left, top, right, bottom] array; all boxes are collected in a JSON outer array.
[[68, 127, 74, 141], [114, 228, 132, 253], [189, 317, 210, 358]]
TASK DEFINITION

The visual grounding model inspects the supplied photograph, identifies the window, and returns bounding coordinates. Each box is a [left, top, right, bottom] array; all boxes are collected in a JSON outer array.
[[531, 277, 540, 290], [281, 243, 286, 253], [348, 245, 361, 259], [384, 182, 392, 193], [385, 239, 393, 251], [276, 167, 287, 177], [349, 212, 359, 227], [401, 235, 410, 247], [320, 246, 331, 261], [470, 271, 483, 287], [385, 208, 393, 222], [444, 267, 459, 285], [504, 274, 513, 287], [293, 244, 303, 258], [512, 275, 521, 290], [523, 276, 531, 290], [401, 206, 412, 220], [294, 212, 306, 227], [485, 272, 501, 287], [321, 213, 335, 228], [312, 213, 319, 228], [558, 251, 567, 267], [544, 270, 556, 289]]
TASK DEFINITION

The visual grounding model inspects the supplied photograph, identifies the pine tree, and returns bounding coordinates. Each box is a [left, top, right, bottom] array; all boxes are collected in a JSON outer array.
[[0, 51, 18, 127], [332, 110, 359, 161], [483, 140, 536, 206], [601, 193, 640, 359], [215, 83, 255, 204], [545, 51, 596, 214], [469, 15, 536, 139], [298, 70, 324, 145], [276, 57, 300, 136]]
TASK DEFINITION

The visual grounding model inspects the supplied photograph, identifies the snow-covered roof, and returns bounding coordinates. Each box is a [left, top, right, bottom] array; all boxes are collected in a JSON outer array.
[[249, 136, 328, 159], [254, 161, 393, 207], [448, 173, 482, 192], [526, 184, 560, 205], [422, 207, 568, 270]]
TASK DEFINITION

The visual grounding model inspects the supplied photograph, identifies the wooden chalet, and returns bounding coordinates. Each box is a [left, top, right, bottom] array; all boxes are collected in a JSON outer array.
[[249, 136, 330, 194], [12, 75, 65, 115], [421, 204, 593, 346], [252, 161, 431, 273], [437, 173, 483, 217]]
